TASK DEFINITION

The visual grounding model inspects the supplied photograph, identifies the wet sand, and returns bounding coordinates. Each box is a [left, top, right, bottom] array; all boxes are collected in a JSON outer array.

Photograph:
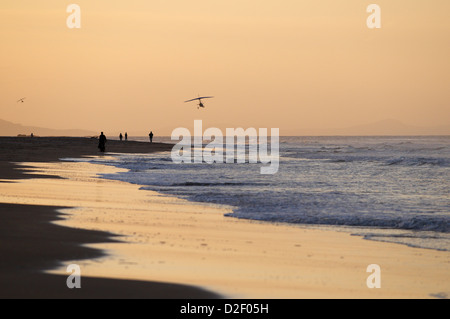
[[1, 136, 449, 299], [0, 136, 219, 298], [0, 136, 172, 180]]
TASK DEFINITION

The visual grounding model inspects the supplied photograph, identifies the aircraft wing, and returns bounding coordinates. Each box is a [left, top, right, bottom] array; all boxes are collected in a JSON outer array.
[[184, 96, 214, 103]]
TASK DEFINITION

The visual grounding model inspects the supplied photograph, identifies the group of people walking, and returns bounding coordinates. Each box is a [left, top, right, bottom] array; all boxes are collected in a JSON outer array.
[[97, 130, 155, 152], [119, 132, 128, 141]]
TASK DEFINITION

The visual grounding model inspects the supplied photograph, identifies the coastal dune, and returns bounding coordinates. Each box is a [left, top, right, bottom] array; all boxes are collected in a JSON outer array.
[[0, 137, 449, 298]]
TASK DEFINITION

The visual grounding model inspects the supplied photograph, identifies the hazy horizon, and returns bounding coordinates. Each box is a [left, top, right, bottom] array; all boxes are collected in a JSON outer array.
[[1, 1, 449, 135], [1, 117, 448, 137]]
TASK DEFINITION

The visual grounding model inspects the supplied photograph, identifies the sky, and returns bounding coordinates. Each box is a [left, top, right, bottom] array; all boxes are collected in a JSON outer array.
[[1, 0, 449, 135]]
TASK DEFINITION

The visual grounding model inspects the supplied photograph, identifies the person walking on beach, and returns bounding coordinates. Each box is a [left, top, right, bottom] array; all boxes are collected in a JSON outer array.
[[98, 132, 107, 152], [149, 131, 154, 143], [125, 132, 128, 141], [119, 133, 123, 141]]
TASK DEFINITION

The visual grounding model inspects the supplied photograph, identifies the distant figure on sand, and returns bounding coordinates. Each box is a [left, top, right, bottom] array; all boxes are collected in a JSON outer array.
[[98, 132, 107, 152], [149, 131, 154, 143], [119, 133, 123, 141], [125, 132, 128, 141]]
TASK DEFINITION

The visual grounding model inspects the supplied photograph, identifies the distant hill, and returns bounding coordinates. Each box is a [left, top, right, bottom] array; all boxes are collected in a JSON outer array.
[[1, 118, 448, 137], [330, 119, 450, 136], [283, 119, 450, 136], [0, 119, 96, 137]]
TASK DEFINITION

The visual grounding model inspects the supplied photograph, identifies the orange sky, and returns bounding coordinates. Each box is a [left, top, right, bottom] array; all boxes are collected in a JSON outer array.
[[1, 0, 449, 135]]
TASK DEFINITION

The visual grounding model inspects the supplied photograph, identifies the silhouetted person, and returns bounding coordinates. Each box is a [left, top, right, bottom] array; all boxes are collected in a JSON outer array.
[[120, 133, 123, 141], [149, 131, 154, 143], [30, 133, 34, 138], [125, 132, 128, 141], [98, 132, 107, 152]]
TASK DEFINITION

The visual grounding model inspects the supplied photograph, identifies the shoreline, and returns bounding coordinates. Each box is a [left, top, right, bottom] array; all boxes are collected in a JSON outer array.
[[1, 137, 449, 298], [0, 136, 220, 298]]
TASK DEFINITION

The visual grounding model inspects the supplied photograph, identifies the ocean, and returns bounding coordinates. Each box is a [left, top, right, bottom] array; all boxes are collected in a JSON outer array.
[[71, 136, 450, 251]]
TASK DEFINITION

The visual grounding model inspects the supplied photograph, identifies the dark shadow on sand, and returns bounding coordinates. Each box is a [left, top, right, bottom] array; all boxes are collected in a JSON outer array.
[[0, 203, 220, 299], [0, 137, 221, 299]]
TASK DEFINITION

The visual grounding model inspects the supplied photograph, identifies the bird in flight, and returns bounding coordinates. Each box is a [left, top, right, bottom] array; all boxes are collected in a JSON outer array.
[[17, 97, 26, 103]]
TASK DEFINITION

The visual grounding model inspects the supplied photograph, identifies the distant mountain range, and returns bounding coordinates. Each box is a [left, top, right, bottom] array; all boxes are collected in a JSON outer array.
[[283, 119, 450, 136], [349, 120, 448, 136], [0, 118, 448, 137], [0, 119, 96, 137]]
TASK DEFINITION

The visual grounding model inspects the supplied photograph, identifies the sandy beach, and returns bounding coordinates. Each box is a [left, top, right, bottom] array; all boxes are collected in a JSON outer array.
[[0, 137, 449, 299], [0, 136, 219, 298]]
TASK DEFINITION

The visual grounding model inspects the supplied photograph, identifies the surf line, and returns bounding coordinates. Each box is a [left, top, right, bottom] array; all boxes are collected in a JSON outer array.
[[171, 120, 279, 174]]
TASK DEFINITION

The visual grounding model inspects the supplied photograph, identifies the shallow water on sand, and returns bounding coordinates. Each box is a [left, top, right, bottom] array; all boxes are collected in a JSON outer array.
[[73, 136, 450, 251]]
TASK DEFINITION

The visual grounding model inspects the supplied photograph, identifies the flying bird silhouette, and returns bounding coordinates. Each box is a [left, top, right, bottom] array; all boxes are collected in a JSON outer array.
[[17, 97, 26, 103]]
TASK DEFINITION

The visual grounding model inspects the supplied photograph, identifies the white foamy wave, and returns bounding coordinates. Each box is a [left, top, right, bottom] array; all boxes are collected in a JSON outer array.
[[78, 136, 449, 251]]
